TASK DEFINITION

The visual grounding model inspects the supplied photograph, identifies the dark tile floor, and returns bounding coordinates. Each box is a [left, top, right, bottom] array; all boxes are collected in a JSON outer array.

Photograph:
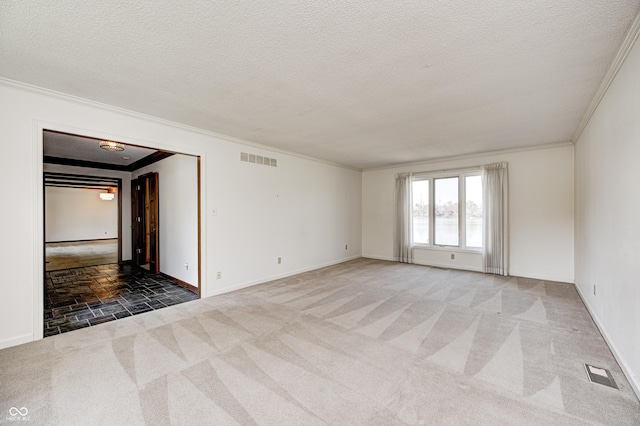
[[44, 263, 198, 336]]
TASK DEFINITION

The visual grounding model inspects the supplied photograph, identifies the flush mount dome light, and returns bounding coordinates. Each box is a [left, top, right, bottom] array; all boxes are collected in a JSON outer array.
[[99, 187, 117, 201], [99, 140, 125, 151], [99, 193, 115, 201]]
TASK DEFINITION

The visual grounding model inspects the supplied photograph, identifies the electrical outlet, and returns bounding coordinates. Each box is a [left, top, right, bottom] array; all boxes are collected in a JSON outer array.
[[217, 271, 222, 279], [345, 244, 348, 250], [450, 253, 455, 260], [593, 284, 596, 296], [184, 262, 189, 270], [278, 257, 281, 264]]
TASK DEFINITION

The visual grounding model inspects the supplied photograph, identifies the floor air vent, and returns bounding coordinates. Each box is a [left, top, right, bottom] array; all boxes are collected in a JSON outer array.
[[584, 364, 618, 389]]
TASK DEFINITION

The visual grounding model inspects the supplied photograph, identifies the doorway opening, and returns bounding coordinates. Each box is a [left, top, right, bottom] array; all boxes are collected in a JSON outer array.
[[44, 172, 122, 271], [132, 172, 159, 272], [42, 130, 201, 336]]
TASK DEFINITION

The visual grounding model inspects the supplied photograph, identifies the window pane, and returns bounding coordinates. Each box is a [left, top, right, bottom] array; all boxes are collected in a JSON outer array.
[[465, 175, 483, 248], [435, 177, 458, 246], [412, 180, 429, 244]]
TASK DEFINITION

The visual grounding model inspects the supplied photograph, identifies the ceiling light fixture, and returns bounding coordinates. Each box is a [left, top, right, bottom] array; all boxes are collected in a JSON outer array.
[[99, 140, 125, 151], [99, 187, 117, 201]]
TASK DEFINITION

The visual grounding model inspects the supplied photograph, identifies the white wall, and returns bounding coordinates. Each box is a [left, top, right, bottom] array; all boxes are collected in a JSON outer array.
[[362, 143, 574, 282], [132, 154, 199, 286], [43, 163, 133, 260], [45, 186, 118, 242], [574, 32, 640, 396], [206, 143, 362, 294], [0, 81, 362, 348]]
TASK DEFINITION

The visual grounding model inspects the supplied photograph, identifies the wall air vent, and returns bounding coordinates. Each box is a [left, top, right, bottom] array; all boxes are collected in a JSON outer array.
[[240, 152, 277, 167]]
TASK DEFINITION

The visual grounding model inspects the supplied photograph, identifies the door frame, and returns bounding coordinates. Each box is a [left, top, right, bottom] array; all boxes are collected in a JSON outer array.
[[33, 120, 206, 341]]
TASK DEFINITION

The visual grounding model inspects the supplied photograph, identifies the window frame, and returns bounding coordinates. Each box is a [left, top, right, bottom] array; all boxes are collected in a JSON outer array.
[[411, 177, 430, 245], [464, 173, 483, 249], [411, 169, 482, 252]]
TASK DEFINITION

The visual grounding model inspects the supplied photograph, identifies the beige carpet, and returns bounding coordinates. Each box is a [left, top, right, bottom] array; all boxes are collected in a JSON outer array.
[[45, 240, 118, 271], [1, 258, 638, 424]]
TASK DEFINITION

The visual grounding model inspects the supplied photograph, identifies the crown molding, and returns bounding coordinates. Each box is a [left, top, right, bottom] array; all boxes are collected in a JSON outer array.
[[0, 77, 361, 172], [363, 141, 574, 172], [572, 10, 640, 143]]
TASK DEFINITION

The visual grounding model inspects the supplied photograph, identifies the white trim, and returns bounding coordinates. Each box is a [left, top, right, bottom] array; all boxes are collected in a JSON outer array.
[[364, 254, 483, 273], [362, 254, 397, 262], [0, 77, 360, 172], [572, 10, 640, 143], [199, 156, 208, 300], [205, 255, 362, 297], [411, 169, 483, 251], [574, 283, 640, 401], [413, 245, 482, 255], [508, 272, 574, 284], [0, 333, 33, 350], [33, 123, 44, 341], [366, 254, 572, 283], [363, 141, 573, 172], [413, 167, 482, 178], [413, 259, 483, 273]]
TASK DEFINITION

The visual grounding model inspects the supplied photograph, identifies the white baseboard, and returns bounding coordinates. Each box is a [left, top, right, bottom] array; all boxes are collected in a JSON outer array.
[[364, 255, 484, 273], [0, 333, 33, 350], [205, 255, 363, 298], [509, 270, 574, 284], [413, 260, 483, 272], [362, 254, 396, 262], [574, 284, 640, 401]]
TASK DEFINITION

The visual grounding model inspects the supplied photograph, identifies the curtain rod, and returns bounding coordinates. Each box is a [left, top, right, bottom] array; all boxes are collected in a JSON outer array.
[[411, 165, 482, 176], [410, 161, 507, 177], [395, 162, 507, 178]]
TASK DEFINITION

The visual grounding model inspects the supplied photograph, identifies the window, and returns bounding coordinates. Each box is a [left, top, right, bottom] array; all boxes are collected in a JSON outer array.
[[412, 179, 429, 244], [435, 177, 459, 246], [411, 170, 482, 249], [465, 175, 483, 248]]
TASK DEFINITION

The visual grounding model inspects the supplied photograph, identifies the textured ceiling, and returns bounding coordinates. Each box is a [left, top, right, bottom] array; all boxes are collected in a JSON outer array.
[[44, 131, 156, 166], [2, 1, 639, 169]]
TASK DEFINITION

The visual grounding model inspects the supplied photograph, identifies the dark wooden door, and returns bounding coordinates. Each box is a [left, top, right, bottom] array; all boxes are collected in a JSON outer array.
[[147, 173, 159, 273], [131, 173, 159, 273], [131, 177, 144, 266]]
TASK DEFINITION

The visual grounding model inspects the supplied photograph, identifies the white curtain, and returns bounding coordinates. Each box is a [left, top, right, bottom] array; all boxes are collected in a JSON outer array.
[[482, 162, 509, 275], [394, 172, 413, 263]]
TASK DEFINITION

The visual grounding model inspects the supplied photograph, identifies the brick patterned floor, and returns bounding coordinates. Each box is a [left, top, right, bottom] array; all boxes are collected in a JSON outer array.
[[44, 264, 198, 336]]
